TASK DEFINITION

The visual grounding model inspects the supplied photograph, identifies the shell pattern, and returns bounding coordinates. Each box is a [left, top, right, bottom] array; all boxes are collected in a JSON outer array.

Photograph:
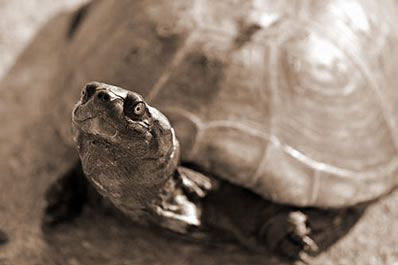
[[56, 0, 398, 207]]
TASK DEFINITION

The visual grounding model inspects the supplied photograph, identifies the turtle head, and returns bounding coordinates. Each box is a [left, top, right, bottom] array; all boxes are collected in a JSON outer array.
[[72, 82, 179, 210]]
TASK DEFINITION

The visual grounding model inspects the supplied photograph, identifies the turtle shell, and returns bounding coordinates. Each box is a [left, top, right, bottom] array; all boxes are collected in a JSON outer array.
[[54, 0, 398, 207]]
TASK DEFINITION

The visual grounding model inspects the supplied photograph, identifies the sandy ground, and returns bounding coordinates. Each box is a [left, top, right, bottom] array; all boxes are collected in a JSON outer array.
[[0, 1, 398, 265]]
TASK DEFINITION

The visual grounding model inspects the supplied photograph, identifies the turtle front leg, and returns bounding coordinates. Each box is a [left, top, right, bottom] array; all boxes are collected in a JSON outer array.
[[42, 161, 88, 227]]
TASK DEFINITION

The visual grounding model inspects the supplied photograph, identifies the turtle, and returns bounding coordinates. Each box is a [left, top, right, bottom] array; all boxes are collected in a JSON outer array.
[[43, 81, 365, 262], [36, 0, 398, 262]]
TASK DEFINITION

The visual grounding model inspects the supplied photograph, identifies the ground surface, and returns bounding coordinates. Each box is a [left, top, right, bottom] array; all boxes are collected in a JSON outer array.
[[0, 1, 398, 265]]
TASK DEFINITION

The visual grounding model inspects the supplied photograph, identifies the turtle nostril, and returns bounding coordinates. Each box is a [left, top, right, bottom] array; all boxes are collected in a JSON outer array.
[[97, 91, 110, 102]]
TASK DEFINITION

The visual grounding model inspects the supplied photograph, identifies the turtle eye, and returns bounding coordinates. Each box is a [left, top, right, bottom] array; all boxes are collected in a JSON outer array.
[[133, 102, 146, 116], [124, 92, 147, 120]]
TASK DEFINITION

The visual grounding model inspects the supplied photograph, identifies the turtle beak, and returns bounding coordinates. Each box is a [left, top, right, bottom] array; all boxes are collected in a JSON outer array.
[[72, 82, 126, 138]]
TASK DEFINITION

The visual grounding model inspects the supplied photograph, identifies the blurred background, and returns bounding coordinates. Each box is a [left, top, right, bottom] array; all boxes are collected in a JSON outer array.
[[0, 0, 85, 79]]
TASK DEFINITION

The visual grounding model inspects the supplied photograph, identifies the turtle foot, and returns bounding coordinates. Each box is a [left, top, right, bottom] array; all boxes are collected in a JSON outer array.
[[259, 203, 368, 262], [42, 162, 87, 227], [199, 181, 319, 261], [259, 211, 318, 262]]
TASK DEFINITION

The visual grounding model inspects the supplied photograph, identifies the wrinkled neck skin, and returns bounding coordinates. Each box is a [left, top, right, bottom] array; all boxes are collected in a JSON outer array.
[[74, 121, 180, 220]]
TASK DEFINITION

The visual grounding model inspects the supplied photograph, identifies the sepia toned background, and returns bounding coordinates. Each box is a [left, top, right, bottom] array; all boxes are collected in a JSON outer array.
[[0, 1, 398, 264]]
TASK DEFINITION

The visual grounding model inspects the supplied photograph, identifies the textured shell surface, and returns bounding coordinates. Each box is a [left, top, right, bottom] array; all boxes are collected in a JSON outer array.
[[55, 0, 398, 207]]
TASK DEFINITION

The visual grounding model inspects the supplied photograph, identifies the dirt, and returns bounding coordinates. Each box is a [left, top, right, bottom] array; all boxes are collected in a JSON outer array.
[[0, 1, 397, 265]]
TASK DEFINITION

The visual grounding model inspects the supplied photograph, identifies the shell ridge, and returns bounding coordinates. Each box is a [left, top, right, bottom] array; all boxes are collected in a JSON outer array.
[[267, 42, 280, 145], [162, 106, 204, 129], [309, 169, 321, 205], [205, 120, 270, 139], [283, 144, 398, 180], [190, 129, 205, 159], [283, 144, 353, 177], [161, 105, 204, 158], [251, 136, 276, 190], [147, 32, 198, 102]]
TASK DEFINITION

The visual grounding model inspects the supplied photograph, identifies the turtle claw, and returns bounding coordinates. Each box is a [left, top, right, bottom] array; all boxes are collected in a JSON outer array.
[[297, 251, 312, 265], [302, 234, 319, 253]]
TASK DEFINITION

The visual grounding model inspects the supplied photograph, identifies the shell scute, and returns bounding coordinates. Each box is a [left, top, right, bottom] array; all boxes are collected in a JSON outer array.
[[192, 124, 269, 186]]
